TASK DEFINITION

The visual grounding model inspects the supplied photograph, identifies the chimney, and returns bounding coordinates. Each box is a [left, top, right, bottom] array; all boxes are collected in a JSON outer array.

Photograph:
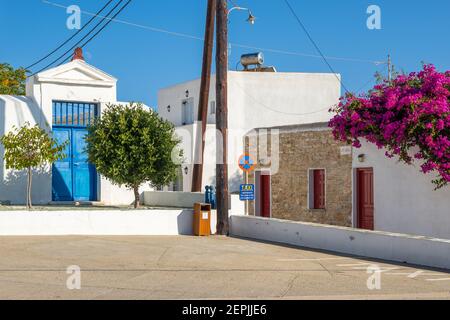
[[72, 47, 84, 61]]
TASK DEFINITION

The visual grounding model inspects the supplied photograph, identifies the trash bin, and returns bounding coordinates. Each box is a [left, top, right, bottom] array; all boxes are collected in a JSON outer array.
[[193, 203, 211, 236]]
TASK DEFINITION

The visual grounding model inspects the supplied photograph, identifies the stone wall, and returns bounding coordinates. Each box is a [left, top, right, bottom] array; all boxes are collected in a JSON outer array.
[[246, 124, 353, 227]]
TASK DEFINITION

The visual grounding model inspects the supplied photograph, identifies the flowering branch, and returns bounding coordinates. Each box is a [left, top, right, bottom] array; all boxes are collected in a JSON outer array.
[[329, 64, 450, 189]]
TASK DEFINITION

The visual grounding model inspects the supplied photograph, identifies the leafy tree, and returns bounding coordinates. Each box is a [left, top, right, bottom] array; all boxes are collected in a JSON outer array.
[[86, 103, 182, 208], [0, 123, 67, 208], [0, 63, 28, 95]]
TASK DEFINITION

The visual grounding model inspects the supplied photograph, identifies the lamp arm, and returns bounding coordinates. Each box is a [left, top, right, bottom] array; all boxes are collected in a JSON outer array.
[[227, 6, 250, 17]]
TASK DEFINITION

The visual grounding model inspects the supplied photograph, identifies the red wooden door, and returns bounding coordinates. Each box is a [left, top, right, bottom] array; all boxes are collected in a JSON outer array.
[[260, 174, 271, 218], [357, 168, 374, 230], [313, 170, 325, 209]]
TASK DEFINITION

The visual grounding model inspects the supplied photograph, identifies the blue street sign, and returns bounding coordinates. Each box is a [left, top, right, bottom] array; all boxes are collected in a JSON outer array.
[[240, 184, 255, 201]]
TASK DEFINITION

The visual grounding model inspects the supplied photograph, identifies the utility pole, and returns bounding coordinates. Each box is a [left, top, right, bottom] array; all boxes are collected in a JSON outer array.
[[215, 0, 229, 235], [387, 54, 392, 81], [192, 0, 216, 192]]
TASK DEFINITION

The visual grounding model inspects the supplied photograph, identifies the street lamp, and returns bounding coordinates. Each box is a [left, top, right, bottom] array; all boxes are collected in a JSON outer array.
[[227, 6, 256, 25], [226, 5, 255, 67]]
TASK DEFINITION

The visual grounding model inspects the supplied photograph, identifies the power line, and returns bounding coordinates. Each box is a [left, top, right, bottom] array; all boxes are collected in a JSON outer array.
[[41, 0, 383, 66], [283, 0, 349, 93], [355, 66, 386, 93], [43, 0, 204, 40], [30, 0, 131, 77], [57, 0, 133, 67], [232, 80, 335, 116], [31, 0, 127, 75], [232, 43, 384, 64], [25, 0, 115, 70], [232, 64, 385, 116]]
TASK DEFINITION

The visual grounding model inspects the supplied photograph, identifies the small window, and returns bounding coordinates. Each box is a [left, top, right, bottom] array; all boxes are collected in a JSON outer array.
[[210, 101, 216, 115], [52, 101, 97, 127], [309, 169, 326, 209], [182, 98, 194, 125]]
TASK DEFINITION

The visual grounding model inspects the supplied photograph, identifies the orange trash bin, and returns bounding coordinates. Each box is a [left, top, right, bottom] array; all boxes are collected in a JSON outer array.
[[193, 203, 211, 236]]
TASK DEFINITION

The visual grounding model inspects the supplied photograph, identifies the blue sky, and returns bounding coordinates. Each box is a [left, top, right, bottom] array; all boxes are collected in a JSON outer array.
[[1, 0, 450, 109]]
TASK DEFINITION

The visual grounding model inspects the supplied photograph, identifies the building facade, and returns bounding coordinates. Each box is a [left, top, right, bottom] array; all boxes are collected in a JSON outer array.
[[353, 140, 450, 239], [245, 123, 353, 227], [0, 50, 152, 205], [158, 71, 341, 193], [244, 123, 450, 240]]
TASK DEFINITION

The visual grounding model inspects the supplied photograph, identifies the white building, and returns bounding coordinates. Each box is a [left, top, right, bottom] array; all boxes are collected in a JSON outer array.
[[158, 70, 341, 192], [0, 49, 152, 205], [352, 140, 450, 239]]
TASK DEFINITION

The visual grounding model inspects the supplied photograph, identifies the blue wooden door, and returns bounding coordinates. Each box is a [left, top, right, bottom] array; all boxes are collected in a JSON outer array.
[[52, 101, 98, 202], [52, 128, 97, 201], [72, 129, 96, 201], [52, 128, 72, 201]]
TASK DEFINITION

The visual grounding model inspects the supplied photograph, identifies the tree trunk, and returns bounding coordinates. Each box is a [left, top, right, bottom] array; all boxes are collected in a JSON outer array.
[[133, 185, 140, 209], [27, 167, 32, 210]]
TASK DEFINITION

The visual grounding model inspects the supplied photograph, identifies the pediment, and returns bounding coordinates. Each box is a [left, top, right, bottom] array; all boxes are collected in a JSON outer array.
[[52, 67, 104, 81], [35, 60, 117, 87]]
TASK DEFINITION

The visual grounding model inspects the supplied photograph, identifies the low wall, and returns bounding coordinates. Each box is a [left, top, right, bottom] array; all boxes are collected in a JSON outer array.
[[0, 209, 218, 236], [143, 191, 246, 215], [230, 215, 450, 270], [143, 191, 204, 208]]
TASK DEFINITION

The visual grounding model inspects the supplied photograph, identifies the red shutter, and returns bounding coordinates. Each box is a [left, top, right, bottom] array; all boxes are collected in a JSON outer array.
[[313, 170, 325, 209]]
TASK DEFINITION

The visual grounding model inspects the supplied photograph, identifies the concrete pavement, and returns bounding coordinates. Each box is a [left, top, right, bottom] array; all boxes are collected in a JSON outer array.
[[0, 235, 449, 299]]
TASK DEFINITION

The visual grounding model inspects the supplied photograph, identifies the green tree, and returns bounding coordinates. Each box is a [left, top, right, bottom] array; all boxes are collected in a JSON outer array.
[[0, 63, 28, 95], [0, 123, 67, 209], [86, 103, 182, 208]]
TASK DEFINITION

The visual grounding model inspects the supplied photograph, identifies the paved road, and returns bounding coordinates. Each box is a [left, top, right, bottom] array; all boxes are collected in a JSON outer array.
[[0, 235, 449, 299]]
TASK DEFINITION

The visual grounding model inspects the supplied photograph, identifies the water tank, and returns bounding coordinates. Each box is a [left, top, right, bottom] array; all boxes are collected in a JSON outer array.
[[240, 52, 264, 68]]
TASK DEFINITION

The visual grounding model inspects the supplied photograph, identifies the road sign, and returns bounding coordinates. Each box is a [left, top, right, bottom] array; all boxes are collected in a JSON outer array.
[[238, 154, 256, 172], [240, 184, 255, 201]]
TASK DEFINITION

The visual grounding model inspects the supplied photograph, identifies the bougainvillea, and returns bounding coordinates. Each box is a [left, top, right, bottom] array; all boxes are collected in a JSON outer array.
[[329, 64, 450, 189]]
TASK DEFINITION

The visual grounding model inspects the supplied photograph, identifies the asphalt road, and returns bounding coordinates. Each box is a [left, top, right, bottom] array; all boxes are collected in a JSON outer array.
[[0, 235, 449, 300]]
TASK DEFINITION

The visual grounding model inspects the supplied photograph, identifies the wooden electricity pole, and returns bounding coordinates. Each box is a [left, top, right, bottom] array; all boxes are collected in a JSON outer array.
[[215, 0, 229, 235], [192, 0, 216, 192]]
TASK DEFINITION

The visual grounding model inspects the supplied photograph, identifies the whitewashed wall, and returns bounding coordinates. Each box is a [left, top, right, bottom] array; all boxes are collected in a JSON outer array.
[[143, 191, 246, 215], [159, 71, 341, 192], [231, 215, 450, 270], [158, 77, 216, 127], [0, 209, 196, 236], [143, 191, 204, 208], [0, 207, 246, 236], [0, 96, 50, 204], [353, 140, 450, 240]]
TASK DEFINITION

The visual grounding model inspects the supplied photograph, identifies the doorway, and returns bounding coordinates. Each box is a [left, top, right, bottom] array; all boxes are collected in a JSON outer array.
[[356, 168, 374, 230], [51, 101, 98, 202], [255, 170, 271, 218]]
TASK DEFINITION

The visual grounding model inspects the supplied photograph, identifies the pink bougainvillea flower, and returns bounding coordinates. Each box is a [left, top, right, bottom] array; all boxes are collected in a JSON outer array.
[[329, 64, 450, 189]]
